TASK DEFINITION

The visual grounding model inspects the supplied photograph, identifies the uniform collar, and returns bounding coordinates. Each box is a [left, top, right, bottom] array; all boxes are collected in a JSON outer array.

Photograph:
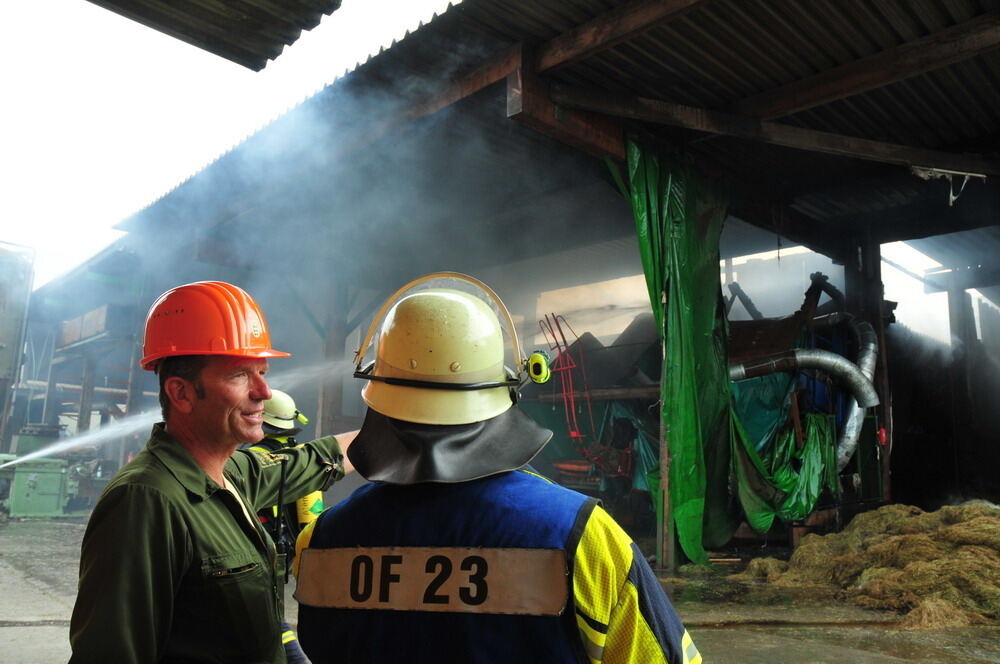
[[146, 423, 224, 499]]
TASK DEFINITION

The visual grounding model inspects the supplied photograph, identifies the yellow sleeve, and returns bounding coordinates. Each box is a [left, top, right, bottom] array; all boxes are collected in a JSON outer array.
[[572, 505, 700, 664], [292, 518, 317, 579]]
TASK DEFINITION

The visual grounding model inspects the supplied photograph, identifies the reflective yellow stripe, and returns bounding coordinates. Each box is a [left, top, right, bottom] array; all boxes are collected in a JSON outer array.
[[282, 630, 296, 644], [516, 468, 555, 483], [682, 630, 701, 664]]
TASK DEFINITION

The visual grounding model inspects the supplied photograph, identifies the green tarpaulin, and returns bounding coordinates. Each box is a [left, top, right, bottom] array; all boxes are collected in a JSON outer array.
[[624, 136, 732, 564], [620, 135, 840, 563]]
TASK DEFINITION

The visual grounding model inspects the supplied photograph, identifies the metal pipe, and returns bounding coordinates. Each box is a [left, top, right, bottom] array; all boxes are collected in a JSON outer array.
[[808, 313, 881, 469], [836, 319, 879, 471], [729, 348, 879, 408]]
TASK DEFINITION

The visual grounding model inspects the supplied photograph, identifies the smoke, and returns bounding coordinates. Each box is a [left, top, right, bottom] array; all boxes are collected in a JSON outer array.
[[11, 23, 652, 447], [268, 359, 354, 393]]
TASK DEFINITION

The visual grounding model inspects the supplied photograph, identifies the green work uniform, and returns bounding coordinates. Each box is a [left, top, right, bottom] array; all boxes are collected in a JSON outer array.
[[69, 423, 344, 664]]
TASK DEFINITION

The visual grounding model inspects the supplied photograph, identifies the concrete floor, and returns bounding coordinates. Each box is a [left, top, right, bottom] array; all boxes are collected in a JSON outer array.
[[1, 519, 997, 663]]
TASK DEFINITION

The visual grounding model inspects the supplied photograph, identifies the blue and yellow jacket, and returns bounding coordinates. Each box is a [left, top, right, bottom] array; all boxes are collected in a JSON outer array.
[[295, 469, 699, 664]]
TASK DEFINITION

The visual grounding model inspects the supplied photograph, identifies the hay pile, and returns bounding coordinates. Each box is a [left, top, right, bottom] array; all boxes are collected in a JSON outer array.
[[734, 501, 1000, 627]]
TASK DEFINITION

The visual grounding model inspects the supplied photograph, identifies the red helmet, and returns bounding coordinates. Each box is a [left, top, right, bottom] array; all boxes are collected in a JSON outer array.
[[141, 281, 291, 371]]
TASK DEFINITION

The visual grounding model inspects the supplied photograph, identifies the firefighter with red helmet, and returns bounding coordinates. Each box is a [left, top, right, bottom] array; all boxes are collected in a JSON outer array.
[[70, 281, 355, 664]]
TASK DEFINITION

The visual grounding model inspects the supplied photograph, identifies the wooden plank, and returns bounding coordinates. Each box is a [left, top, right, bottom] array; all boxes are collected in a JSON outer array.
[[509, 47, 625, 161], [732, 11, 1000, 119], [549, 84, 1000, 175], [729, 199, 843, 262], [841, 181, 1000, 243], [536, 0, 710, 72], [924, 265, 1000, 293], [407, 45, 521, 121]]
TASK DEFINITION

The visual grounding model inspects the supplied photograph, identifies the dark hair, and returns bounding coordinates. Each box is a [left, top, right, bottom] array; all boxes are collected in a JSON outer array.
[[157, 355, 209, 420]]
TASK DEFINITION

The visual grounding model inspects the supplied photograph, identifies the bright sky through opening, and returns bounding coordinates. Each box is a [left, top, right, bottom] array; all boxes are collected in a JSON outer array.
[[1, 0, 454, 288]]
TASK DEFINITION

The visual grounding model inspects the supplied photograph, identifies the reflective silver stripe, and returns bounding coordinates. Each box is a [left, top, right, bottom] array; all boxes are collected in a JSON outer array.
[[581, 633, 604, 662], [683, 631, 701, 664]]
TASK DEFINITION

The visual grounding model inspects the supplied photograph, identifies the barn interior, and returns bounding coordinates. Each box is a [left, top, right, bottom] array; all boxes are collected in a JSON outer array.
[[1, 1, 999, 662]]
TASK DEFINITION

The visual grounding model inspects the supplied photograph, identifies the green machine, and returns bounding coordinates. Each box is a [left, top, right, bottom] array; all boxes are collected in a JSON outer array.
[[11, 423, 64, 456], [0, 453, 69, 518], [0, 448, 105, 519]]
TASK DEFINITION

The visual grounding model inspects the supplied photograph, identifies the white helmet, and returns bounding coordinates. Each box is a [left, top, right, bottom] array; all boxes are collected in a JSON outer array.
[[350, 273, 554, 484], [354, 273, 527, 426], [262, 389, 308, 430]]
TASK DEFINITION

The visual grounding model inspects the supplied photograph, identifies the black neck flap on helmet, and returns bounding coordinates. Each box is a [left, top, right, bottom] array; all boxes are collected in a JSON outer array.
[[347, 406, 552, 485]]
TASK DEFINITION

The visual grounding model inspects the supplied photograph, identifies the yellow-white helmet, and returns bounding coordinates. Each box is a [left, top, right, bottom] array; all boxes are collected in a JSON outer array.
[[354, 273, 525, 425], [262, 389, 309, 430]]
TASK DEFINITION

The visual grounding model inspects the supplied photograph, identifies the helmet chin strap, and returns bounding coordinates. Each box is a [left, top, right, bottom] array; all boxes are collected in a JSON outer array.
[[263, 422, 302, 438]]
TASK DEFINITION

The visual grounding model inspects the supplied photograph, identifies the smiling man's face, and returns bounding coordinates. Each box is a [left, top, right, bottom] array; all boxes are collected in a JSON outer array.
[[189, 356, 272, 448]]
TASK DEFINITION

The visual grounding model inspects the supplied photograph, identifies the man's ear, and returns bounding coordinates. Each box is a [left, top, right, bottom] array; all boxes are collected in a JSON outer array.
[[164, 377, 198, 415]]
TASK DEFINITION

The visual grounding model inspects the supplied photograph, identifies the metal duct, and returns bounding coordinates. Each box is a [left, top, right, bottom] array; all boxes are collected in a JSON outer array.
[[809, 313, 880, 469], [728, 348, 879, 408]]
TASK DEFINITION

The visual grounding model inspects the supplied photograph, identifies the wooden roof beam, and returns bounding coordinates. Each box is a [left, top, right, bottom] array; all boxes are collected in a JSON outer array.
[[923, 265, 1000, 293], [405, 0, 714, 121], [536, 0, 711, 72], [729, 200, 844, 262], [508, 47, 624, 161], [549, 84, 1000, 175], [731, 11, 1000, 119], [846, 182, 1000, 244]]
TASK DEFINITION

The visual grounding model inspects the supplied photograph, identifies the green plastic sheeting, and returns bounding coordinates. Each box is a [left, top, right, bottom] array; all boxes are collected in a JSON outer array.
[[730, 374, 796, 455], [731, 412, 840, 532], [606, 137, 844, 561], [623, 136, 732, 564]]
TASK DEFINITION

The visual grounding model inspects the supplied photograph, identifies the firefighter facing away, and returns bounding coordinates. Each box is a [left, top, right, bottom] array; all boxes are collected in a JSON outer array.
[[294, 272, 701, 664], [69, 281, 356, 664], [242, 389, 324, 664]]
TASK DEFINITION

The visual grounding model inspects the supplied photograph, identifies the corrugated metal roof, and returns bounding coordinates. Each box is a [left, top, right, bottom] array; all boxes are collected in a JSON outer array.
[[119, 0, 1000, 258], [444, 0, 1000, 251], [85, 0, 342, 70]]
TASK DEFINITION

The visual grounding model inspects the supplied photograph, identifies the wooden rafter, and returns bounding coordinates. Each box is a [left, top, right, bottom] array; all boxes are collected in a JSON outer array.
[[535, 0, 710, 72], [732, 11, 1000, 119], [923, 265, 1000, 293], [549, 84, 1000, 175], [405, 0, 709, 124], [840, 181, 1000, 244], [508, 46, 624, 161], [733, 202, 843, 262]]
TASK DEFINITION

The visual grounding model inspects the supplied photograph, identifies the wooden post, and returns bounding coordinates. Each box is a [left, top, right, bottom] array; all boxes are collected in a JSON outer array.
[[41, 355, 63, 426], [0, 378, 12, 453], [122, 333, 146, 467], [947, 281, 976, 490], [77, 356, 96, 434], [657, 418, 674, 573]]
